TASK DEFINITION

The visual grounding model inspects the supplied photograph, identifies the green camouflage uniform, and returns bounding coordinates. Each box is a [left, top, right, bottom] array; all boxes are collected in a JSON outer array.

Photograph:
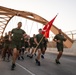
[[35, 34, 44, 49], [11, 28, 25, 50], [54, 34, 66, 52]]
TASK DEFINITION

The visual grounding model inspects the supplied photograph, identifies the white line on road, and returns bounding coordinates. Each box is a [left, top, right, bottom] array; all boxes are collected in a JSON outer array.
[[16, 63, 35, 75]]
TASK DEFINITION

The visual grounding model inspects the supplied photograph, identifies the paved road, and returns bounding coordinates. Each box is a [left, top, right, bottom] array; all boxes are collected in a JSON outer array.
[[0, 52, 76, 75]]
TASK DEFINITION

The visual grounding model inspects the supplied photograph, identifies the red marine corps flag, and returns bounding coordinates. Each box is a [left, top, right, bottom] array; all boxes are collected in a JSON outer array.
[[42, 14, 58, 38]]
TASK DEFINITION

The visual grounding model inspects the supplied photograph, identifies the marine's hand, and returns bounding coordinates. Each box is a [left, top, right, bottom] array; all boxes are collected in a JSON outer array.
[[57, 40, 60, 43]]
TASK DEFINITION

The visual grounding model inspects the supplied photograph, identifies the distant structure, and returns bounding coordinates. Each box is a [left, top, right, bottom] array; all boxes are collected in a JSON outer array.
[[0, 6, 73, 48]]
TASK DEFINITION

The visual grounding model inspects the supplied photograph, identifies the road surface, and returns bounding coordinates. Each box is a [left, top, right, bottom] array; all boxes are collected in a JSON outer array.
[[0, 52, 76, 75]]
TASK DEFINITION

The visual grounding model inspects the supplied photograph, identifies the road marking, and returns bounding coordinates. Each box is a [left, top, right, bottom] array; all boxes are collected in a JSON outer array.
[[16, 63, 35, 75]]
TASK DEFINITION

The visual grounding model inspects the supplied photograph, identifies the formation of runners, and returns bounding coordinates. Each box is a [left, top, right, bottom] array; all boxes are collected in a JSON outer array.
[[0, 22, 67, 70]]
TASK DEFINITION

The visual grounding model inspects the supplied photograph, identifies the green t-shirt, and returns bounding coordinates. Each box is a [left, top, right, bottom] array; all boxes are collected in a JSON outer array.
[[11, 28, 25, 42], [35, 34, 44, 43], [54, 34, 66, 45], [30, 37, 34, 43], [4, 35, 9, 43]]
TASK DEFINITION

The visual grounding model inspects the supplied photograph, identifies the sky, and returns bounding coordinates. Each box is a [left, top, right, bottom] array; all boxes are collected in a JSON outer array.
[[0, 0, 76, 37]]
